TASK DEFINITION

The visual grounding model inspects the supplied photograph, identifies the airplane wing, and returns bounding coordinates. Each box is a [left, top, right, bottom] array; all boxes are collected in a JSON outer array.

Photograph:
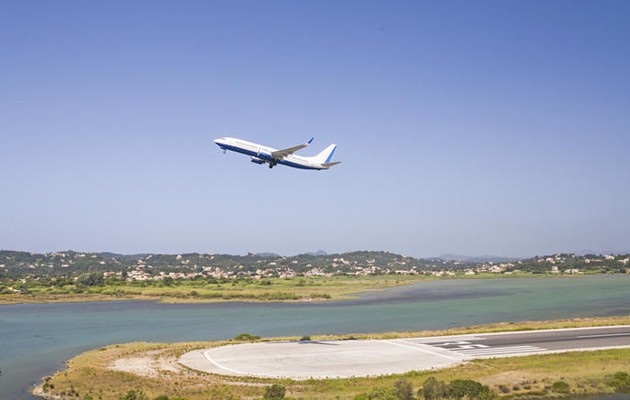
[[271, 138, 314, 159]]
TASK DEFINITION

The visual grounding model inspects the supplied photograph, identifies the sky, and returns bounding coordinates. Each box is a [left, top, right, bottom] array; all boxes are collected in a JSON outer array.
[[2, 1, 629, 258]]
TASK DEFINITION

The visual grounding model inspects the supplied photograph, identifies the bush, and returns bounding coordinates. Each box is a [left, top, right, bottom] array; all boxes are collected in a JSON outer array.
[[607, 372, 630, 393], [263, 384, 285, 399], [422, 377, 446, 400], [551, 381, 570, 394], [394, 379, 414, 400], [367, 387, 398, 400], [446, 380, 493, 399], [232, 333, 261, 341], [120, 391, 148, 400]]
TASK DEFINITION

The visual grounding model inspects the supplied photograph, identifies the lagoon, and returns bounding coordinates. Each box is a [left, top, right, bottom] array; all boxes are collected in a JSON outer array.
[[2, 276, 630, 399]]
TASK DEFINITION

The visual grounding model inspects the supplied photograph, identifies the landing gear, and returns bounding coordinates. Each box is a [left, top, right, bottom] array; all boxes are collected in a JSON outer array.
[[269, 160, 277, 169], [223, 149, 226, 154]]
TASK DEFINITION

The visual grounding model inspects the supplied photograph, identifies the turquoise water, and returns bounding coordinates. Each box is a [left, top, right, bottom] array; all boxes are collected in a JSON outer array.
[[1, 276, 630, 399]]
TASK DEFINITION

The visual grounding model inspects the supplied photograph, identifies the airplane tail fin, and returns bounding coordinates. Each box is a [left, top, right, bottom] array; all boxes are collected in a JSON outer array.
[[314, 144, 338, 164]]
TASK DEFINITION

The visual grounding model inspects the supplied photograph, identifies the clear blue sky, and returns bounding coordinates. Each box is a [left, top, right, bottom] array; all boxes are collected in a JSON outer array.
[[2, 1, 629, 257]]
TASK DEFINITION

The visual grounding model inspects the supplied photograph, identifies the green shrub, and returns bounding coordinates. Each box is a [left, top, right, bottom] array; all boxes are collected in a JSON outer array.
[[606, 372, 630, 393], [232, 333, 261, 341], [394, 379, 414, 400], [120, 390, 148, 400], [446, 380, 493, 399], [551, 381, 570, 394], [367, 387, 398, 400], [422, 377, 446, 400], [263, 384, 285, 399]]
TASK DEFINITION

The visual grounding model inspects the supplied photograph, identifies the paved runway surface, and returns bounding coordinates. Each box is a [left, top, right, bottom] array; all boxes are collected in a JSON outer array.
[[179, 326, 630, 379]]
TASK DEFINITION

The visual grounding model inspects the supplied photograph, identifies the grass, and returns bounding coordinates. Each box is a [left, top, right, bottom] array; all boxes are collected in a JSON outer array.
[[36, 315, 630, 400], [0, 275, 426, 305]]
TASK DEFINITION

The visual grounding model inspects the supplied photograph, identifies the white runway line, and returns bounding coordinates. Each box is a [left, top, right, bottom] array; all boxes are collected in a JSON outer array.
[[203, 350, 249, 376], [454, 346, 544, 356], [384, 340, 461, 360], [577, 333, 630, 339]]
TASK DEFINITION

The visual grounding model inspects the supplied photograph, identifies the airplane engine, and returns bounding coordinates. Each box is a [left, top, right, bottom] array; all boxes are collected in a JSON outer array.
[[250, 157, 266, 165]]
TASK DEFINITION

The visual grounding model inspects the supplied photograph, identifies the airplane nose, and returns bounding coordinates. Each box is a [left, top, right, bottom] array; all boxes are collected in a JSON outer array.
[[214, 138, 227, 149]]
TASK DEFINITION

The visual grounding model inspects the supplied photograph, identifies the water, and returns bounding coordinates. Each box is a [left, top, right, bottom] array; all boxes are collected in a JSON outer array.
[[1, 276, 630, 399]]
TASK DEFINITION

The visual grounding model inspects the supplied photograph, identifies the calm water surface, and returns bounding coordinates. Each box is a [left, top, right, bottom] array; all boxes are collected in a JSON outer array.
[[1, 276, 630, 399]]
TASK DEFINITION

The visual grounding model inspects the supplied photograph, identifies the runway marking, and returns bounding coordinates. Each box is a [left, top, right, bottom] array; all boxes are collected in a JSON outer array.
[[203, 350, 249, 376], [453, 346, 544, 356], [576, 333, 630, 339], [434, 341, 476, 346], [385, 340, 461, 360], [431, 341, 490, 350]]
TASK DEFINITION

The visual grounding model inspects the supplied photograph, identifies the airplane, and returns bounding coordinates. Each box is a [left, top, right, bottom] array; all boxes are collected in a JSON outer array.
[[214, 136, 341, 170]]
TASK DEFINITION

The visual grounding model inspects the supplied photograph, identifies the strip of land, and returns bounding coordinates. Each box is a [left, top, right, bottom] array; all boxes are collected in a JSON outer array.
[[34, 316, 630, 400], [0, 275, 429, 305]]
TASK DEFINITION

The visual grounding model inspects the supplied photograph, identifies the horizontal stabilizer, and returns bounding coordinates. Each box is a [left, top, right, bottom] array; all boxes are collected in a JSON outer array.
[[322, 161, 341, 168]]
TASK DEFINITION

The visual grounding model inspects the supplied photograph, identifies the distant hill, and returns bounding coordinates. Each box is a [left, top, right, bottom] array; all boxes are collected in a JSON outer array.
[[1, 250, 628, 280], [574, 249, 630, 256], [306, 250, 328, 256], [255, 252, 281, 258]]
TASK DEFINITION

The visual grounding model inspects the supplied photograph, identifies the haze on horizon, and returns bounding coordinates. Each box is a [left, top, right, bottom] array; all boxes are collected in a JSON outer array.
[[2, 1, 629, 258]]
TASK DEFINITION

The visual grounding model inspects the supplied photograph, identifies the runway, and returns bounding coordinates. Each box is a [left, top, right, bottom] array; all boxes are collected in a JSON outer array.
[[179, 325, 630, 379]]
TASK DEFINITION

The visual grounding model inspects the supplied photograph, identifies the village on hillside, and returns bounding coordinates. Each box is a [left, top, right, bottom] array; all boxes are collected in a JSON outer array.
[[1, 251, 629, 290]]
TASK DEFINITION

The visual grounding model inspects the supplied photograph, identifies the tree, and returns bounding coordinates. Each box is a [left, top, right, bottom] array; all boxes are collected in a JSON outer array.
[[394, 379, 414, 400], [263, 384, 285, 399], [76, 272, 104, 287], [162, 276, 174, 286]]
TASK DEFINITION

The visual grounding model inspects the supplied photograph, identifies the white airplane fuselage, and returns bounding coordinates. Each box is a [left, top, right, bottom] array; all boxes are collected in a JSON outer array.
[[214, 137, 339, 170]]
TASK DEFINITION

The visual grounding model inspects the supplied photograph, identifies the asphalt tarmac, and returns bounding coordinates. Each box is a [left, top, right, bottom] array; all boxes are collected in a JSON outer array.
[[179, 325, 630, 379]]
